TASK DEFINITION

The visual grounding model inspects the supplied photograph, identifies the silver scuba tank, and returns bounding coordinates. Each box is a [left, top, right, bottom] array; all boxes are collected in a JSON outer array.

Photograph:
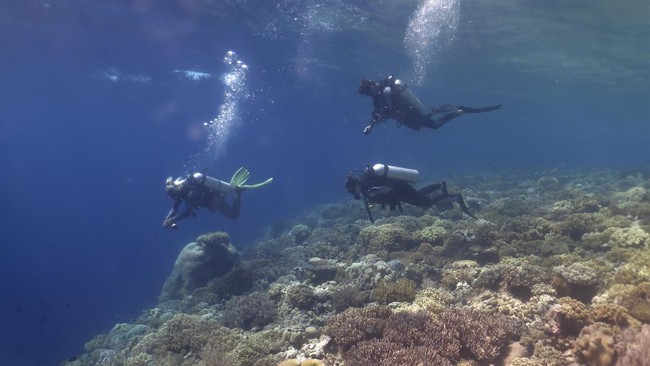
[[191, 172, 232, 193], [369, 164, 419, 183], [395, 79, 427, 116]]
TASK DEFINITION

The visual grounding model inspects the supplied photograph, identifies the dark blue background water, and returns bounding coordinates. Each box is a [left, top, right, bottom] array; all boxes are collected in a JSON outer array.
[[1, 1, 648, 364]]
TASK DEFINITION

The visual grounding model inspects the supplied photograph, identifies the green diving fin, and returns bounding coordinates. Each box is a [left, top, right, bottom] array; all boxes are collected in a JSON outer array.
[[239, 177, 273, 190], [230, 167, 273, 190], [229, 167, 250, 187]]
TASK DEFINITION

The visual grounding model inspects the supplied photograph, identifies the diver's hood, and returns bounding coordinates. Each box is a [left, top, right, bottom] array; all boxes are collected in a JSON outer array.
[[165, 176, 187, 196]]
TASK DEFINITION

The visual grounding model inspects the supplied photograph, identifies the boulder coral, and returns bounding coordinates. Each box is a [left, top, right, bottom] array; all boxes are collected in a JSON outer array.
[[160, 232, 240, 302]]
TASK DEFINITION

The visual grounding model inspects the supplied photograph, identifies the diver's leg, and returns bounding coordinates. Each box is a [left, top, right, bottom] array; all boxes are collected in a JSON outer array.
[[418, 183, 444, 196], [401, 187, 435, 208], [218, 193, 241, 220], [458, 104, 502, 114], [421, 111, 465, 129]]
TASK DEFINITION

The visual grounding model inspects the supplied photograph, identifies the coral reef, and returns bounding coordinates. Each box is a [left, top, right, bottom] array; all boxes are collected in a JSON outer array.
[[370, 278, 417, 304], [325, 306, 523, 365], [221, 292, 277, 330], [617, 324, 650, 366], [64, 169, 650, 366], [574, 324, 615, 366]]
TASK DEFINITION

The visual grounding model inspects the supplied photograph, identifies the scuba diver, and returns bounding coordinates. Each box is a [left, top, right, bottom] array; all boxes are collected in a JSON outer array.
[[345, 164, 476, 223], [163, 167, 273, 229], [358, 75, 502, 134]]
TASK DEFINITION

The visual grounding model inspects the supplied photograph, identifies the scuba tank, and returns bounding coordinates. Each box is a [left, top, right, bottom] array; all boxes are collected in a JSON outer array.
[[368, 164, 419, 183], [191, 172, 232, 193], [387, 77, 428, 117]]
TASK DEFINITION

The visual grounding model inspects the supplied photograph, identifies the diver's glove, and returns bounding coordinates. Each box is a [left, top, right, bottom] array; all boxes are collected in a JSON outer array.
[[229, 167, 273, 190], [163, 218, 178, 229]]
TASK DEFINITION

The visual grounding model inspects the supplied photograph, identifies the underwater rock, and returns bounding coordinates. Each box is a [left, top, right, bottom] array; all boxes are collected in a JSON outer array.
[[160, 232, 240, 302]]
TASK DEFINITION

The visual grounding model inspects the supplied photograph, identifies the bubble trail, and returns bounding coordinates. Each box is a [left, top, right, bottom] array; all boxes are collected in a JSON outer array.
[[404, 0, 460, 84], [202, 50, 250, 161]]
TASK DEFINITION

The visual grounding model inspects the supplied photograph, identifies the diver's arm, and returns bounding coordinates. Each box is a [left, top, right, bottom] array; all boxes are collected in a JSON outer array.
[[363, 111, 384, 134], [362, 194, 375, 223], [174, 202, 195, 221], [163, 199, 183, 228]]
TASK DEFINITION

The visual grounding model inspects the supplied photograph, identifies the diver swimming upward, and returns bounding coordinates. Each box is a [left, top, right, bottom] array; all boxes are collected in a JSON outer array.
[[359, 75, 502, 134]]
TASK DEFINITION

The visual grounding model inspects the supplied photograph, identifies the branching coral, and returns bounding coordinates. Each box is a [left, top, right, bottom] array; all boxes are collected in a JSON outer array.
[[439, 308, 525, 362], [325, 306, 392, 350], [326, 306, 522, 365]]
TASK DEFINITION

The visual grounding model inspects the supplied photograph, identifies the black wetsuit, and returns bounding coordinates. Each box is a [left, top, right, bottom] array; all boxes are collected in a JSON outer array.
[[362, 76, 502, 133], [165, 179, 241, 225], [346, 171, 476, 223]]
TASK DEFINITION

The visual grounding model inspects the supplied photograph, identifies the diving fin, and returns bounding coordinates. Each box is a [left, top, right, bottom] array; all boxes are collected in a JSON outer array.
[[458, 104, 502, 114], [229, 167, 272, 190], [229, 167, 250, 188], [239, 177, 274, 190]]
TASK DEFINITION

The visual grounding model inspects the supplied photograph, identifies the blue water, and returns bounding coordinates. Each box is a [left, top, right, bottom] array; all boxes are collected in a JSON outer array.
[[1, 1, 648, 364]]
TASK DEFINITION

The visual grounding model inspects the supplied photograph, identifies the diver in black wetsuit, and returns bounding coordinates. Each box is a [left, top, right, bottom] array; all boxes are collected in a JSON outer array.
[[344, 164, 476, 223], [163, 174, 242, 229], [358, 75, 502, 134]]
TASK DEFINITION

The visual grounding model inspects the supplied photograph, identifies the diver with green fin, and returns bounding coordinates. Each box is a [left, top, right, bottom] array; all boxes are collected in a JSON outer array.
[[163, 167, 273, 229]]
